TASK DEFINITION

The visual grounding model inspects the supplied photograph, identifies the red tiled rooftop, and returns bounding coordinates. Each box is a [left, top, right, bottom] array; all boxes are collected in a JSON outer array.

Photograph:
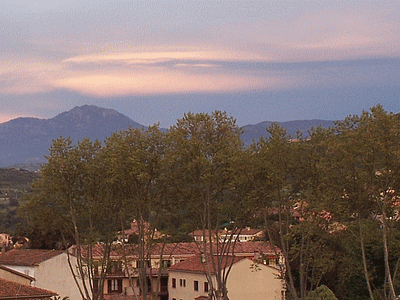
[[0, 249, 65, 266], [0, 278, 57, 298], [169, 254, 245, 274], [77, 241, 279, 259]]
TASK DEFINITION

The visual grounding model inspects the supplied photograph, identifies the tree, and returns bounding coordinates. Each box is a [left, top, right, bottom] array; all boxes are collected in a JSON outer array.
[[329, 105, 400, 299], [164, 111, 252, 300], [21, 137, 120, 300], [252, 123, 339, 299], [305, 285, 338, 300], [101, 125, 172, 300]]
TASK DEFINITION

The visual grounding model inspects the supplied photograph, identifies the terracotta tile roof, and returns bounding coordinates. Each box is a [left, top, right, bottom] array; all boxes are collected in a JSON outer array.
[[0, 249, 65, 266], [169, 254, 245, 274], [0, 278, 57, 299], [230, 241, 279, 256], [77, 241, 279, 259], [77, 242, 202, 258], [0, 265, 35, 282], [104, 295, 151, 300]]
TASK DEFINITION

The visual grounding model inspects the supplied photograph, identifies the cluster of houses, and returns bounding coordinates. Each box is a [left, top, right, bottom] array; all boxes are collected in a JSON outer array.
[[0, 227, 285, 300]]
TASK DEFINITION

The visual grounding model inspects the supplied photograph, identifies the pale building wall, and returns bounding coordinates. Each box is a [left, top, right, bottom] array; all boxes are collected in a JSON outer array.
[[1, 265, 34, 280], [168, 270, 215, 300], [168, 258, 284, 300], [227, 259, 284, 300], [0, 267, 32, 285], [101, 276, 161, 296], [34, 253, 83, 300]]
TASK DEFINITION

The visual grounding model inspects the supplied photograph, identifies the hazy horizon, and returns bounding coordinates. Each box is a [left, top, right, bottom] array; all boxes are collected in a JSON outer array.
[[1, 1, 400, 127]]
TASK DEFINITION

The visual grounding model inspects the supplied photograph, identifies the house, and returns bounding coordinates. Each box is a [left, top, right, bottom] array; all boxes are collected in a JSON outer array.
[[191, 227, 264, 243], [190, 230, 221, 243], [86, 241, 281, 299], [0, 278, 57, 300], [87, 242, 202, 300], [0, 264, 34, 285], [0, 249, 82, 300], [219, 227, 264, 242], [168, 253, 284, 300], [119, 220, 165, 244], [0, 265, 57, 300]]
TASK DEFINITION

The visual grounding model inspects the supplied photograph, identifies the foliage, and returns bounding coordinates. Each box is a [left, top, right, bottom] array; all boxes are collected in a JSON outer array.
[[15, 105, 400, 300], [305, 285, 338, 300], [164, 111, 253, 300]]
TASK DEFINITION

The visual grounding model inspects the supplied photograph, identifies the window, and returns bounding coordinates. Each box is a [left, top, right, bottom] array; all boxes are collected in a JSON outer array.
[[172, 278, 176, 288], [161, 260, 171, 268], [136, 260, 151, 268], [107, 261, 123, 274], [204, 282, 209, 292], [180, 279, 186, 287], [194, 280, 199, 291], [107, 279, 122, 294]]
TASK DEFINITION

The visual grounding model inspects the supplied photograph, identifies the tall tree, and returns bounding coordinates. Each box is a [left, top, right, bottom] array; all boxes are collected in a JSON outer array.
[[330, 105, 400, 299], [20, 137, 119, 300], [101, 125, 170, 300], [252, 123, 338, 299], [164, 111, 250, 300]]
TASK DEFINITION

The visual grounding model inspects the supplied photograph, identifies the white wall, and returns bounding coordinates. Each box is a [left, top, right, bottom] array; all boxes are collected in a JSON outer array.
[[168, 270, 214, 300], [2, 265, 34, 282], [35, 253, 84, 300], [227, 259, 284, 300], [168, 258, 284, 300]]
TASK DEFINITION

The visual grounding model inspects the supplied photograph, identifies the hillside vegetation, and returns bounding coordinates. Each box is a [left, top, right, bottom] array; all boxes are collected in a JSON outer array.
[[0, 168, 39, 233]]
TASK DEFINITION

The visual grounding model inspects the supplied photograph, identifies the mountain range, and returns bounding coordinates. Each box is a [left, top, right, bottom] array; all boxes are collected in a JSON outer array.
[[0, 105, 335, 168]]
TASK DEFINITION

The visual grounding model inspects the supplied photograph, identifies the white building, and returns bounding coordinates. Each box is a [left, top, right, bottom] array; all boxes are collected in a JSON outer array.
[[168, 253, 284, 300], [0, 249, 82, 300]]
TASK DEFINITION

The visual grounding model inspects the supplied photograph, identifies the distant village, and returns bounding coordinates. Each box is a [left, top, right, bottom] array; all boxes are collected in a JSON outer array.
[[0, 221, 284, 300]]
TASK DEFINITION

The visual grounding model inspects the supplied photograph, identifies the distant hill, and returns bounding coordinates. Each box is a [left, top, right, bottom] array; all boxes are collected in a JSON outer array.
[[0, 168, 40, 233], [0, 105, 144, 167], [240, 119, 335, 146], [0, 105, 336, 167]]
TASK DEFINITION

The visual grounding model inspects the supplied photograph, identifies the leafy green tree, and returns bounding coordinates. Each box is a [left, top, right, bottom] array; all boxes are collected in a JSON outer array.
[[164, 111, 251, 300], [20, 137, 119, 300], [252, 123, 341, 299], [329, 105, 400, 299], [305, 285, 338, 300], [101, 125, 172, 300]]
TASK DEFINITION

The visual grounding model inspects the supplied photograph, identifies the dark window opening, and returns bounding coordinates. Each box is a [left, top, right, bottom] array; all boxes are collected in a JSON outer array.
[[107, 279, 122, 294], [172, 278, 176, 288]]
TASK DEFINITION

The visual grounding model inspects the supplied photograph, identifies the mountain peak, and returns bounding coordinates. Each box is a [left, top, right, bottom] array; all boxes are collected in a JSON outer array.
[[52, 105, 122, 122], [0, 105, 144, 167]]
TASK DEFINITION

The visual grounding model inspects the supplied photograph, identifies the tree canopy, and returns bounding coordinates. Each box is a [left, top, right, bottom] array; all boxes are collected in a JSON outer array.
[[18, 106, 400, 300]]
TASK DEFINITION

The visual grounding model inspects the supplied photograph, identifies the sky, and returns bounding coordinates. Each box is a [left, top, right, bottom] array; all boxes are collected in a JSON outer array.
[[1, 0, 400, 127]]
